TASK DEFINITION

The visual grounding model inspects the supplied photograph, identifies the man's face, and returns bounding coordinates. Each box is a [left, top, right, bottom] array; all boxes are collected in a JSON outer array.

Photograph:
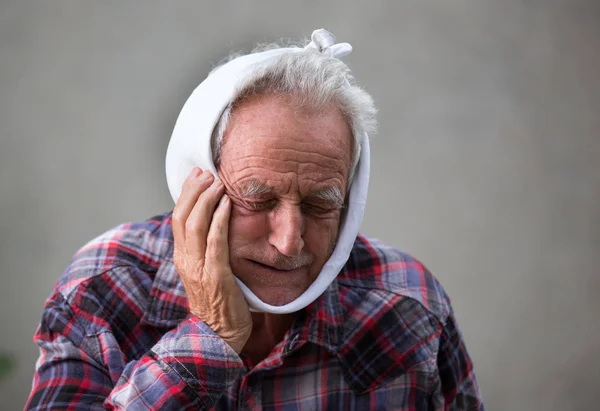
[[217, 94, 352, 306]]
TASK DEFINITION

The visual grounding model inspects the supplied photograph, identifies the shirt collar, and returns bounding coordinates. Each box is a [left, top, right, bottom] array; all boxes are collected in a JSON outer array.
[[142, 216, 345, 353], [291, 279, 344, 354]]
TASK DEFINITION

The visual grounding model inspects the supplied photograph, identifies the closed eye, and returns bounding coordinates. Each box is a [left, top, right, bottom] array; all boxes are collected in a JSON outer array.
[[301, 202, 342, 215], [245, 199, 276, 211], [226, 193, 275, 213]]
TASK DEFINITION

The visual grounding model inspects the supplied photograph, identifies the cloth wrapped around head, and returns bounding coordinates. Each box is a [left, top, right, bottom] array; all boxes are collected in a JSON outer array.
[[165, 29, 372, 314]]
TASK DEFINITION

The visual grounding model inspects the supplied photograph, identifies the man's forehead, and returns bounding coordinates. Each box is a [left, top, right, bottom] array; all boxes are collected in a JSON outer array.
[[218, 94, 352, 198], [224, 95, 352, 149]]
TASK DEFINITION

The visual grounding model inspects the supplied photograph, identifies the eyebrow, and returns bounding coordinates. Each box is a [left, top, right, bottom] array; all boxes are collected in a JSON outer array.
[[237, 178, 345, 207], [238, 179, 273, 198], [310, 186, 345, 208]]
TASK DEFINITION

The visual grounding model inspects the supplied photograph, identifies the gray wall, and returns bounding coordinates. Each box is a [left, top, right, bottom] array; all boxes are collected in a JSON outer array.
[[1, 1, 598, 409]]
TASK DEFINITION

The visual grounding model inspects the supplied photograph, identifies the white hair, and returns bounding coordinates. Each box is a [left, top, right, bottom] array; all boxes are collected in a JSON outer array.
[[210, 40, 377, 190]]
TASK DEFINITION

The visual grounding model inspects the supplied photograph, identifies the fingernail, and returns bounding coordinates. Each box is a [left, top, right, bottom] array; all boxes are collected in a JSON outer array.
[[187, 168, 200, 181], [219, 194, 229, 206]]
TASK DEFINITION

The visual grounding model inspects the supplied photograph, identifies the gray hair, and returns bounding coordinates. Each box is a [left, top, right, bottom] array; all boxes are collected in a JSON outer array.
[[210, 40, 377, 190]]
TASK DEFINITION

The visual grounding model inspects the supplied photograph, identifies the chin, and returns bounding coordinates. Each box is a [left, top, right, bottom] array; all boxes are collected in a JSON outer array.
[[232, 258, 315, 306], [250, 287, 304, 307]]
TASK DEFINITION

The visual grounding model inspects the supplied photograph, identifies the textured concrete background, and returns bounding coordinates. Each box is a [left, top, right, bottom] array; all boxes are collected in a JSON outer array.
[[1, 1, 599, 409]]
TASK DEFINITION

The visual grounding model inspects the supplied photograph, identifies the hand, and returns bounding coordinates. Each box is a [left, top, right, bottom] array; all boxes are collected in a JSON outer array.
[[172, 167, 252, 354]]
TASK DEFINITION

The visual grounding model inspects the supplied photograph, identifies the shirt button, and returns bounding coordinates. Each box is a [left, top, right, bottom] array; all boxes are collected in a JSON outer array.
[[287, 334, 300, 352]]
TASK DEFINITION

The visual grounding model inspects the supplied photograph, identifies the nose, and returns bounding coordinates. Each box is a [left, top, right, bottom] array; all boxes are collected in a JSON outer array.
[[268, 204, 305, 257]]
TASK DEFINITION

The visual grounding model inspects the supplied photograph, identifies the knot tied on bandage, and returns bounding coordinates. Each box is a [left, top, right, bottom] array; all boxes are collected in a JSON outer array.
[[305, 28, 353, 58]]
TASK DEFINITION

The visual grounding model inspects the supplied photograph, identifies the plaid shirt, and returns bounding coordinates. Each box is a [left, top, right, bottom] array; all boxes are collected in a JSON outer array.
[[26, 212, 484, 410]]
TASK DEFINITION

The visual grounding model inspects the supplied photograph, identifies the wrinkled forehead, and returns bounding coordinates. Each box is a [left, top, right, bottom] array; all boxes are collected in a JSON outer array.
[[218, 94, 353, 193], [222, 94, 352, 161]]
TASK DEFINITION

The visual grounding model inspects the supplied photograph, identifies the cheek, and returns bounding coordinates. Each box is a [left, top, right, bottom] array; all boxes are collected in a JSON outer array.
[[228, 207, 268, 244], [303, 217, 340, 256]]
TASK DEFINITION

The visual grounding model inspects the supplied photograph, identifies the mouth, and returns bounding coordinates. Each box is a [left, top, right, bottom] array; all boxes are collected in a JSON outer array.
[[247, 259, 303, 273]]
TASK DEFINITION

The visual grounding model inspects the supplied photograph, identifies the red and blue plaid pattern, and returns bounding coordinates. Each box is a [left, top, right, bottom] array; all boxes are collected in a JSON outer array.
[[25, 212, 484, 410]]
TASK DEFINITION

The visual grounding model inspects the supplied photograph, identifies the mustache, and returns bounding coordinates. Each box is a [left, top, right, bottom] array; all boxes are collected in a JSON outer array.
[[243, 250, 315, 271]]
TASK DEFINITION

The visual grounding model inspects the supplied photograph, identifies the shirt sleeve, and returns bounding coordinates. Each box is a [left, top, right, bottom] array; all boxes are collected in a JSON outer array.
[[25, 292, 244, 410], [437, 310, 485, 410]]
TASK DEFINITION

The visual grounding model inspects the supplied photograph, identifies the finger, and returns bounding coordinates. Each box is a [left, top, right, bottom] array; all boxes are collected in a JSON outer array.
[[185, 178, 225, 261], [172, 169, 213, 246], [205, 194, 232, 274]]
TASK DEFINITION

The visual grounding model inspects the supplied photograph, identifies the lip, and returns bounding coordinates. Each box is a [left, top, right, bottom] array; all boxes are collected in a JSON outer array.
[[246, 259, 304, 274]]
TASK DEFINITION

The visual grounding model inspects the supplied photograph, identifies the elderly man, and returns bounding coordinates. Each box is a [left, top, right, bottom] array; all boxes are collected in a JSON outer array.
[[26, 29, 484, 410]]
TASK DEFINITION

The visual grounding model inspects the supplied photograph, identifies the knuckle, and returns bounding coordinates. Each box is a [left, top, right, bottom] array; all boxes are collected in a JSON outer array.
[[172, 209, 185, 225], [197, 192, 212, 207], [182, 176, 197, 188], [185, 218, 201, 233]]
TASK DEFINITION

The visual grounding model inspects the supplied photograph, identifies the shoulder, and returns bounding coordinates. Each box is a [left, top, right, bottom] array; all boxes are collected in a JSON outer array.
[[338, 233, 452, 323], [335, 234, 454, 393], [38, 212, 175, 362], [53, 212, 174, 306]]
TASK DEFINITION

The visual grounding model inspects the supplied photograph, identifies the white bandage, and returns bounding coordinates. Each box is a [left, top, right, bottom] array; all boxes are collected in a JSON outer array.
[[165, 29, 370, 314]]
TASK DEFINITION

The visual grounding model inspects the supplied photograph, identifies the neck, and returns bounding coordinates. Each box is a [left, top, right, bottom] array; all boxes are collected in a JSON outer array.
[[242, 311, 297, 363], [250, 311, 297, 344]]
